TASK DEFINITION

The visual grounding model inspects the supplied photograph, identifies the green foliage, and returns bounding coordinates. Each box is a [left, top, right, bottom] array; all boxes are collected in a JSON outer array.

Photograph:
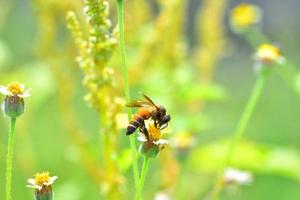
[[190, 140, 300, 181]]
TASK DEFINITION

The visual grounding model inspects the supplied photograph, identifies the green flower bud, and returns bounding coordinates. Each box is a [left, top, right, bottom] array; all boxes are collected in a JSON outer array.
[[4, 96, 24, 118], [34, 186, 53, 200], [139, 143, 160, 159]]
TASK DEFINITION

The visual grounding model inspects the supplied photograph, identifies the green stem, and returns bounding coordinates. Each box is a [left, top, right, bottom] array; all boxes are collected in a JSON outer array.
[[243, 27, 269, 48], [224, 68, 269, 166], [6, 117, 17, 200], [136, 156, 150, 200], [211, 67, 270, 200], [116, 0, 139, 191]]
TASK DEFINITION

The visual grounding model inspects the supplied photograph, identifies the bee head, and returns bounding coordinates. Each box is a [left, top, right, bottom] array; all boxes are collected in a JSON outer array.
[[162, 114, 170, 124], [159, 114, 171, 129]]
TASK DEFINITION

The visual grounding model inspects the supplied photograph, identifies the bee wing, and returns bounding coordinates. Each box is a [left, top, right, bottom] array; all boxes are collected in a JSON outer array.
[[141, 93, 159, 110], [126, 100, 154, 109]]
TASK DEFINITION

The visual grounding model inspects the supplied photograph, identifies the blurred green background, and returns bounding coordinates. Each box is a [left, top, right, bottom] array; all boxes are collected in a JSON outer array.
[[0, 0, 300, 199]]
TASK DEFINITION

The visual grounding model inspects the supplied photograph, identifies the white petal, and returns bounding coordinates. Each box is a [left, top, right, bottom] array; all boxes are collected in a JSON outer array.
[[154, 139, 169, 145], [138, 135, 147, 142], [27, 178, 36, 185], [48, 176, 58, 184], [0, 86, 12, 96], [18, 88, 31, 98], [20, 84, 25, 90], [26, 185, 40, 189]]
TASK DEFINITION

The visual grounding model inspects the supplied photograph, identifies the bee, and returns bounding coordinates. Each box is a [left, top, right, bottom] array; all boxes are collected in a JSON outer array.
[[126, 94, 171, 136]]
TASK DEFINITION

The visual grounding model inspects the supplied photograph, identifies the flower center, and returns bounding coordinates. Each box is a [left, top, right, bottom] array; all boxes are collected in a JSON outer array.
[[34, 172, 50, 186], [148, 124, 162, 141], [7, 82, 24, 95]]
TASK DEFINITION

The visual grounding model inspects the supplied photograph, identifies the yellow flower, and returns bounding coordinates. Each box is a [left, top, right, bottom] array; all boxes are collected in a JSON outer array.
[[27, 172, 58, 191], [138, 120, 171, 157], [0, 82, 31, 118], [255, 43, 284, 64], [138, 120, 170, 146], [0, 82, 31, 98], [230, 3, 261, 31]]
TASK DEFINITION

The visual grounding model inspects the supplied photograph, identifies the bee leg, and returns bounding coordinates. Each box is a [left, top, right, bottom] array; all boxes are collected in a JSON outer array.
[[140, 121, 149, 140], [160, 123, 168, 130], [154, 120, 158, 128]]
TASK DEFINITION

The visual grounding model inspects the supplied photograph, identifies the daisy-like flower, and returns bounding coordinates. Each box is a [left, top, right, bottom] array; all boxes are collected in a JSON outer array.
[[138, 120, 170, 158], [0, 82, 31, 118], [222, 168, 253, 186], [230, 3, 262, 32], [255, 43, 285, 65], [27, 172, 57, 200]]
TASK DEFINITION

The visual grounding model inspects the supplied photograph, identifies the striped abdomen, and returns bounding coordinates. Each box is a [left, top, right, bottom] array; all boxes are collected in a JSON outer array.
[[126, 108, 151, 135]]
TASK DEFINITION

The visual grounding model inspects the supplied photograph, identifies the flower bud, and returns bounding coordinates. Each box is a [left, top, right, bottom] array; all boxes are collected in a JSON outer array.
[[34, 186, 53, 200], [4, 96, 24, 118], [139, 143, 160, 159]]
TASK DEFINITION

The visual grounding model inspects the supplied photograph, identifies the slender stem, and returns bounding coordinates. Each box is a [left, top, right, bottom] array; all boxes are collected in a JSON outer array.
[[224, 68, 269, 166], [6, 117, 17, 200], [116, 0, 139, 190], [136, 156, 150, 200], [211, 67, 270, 200]]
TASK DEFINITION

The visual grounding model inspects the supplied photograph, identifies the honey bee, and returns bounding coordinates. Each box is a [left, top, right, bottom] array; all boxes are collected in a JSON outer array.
[[126, 94, 171, 136]]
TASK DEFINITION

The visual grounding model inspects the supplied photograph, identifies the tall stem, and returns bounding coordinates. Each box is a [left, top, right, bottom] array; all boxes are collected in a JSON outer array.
[[117, 0, 139, 190], [211, 67, 270, 199], [136, 156, 150, 200], [224, 68, 269, 166], [6, 117, 17, 200]]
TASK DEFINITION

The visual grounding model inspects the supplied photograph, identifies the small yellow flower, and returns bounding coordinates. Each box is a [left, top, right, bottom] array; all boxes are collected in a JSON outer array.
[[27, 172, 58, 191], [255, 43, 284, 64], [138, 120, 169, 146], [0, 82, 31, 98], [0, 82, 31, 118], [230, 3, 262, 31], [138, 120, 171, 157]]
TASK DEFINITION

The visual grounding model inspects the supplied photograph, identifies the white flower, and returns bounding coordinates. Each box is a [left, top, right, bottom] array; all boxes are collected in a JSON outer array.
[[137, 120, 170, 145], [0, 82, 31, 98], [223, 168, 253, 186], [27, 172, 58, 191]]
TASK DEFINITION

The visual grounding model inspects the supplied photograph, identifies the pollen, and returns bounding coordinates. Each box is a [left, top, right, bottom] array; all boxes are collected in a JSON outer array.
[[231, 3, 261, 28], [34, 172, 51, 186], [7, 82, 24, 95], [148, 124, 162, 141], [256, 44, 282, 63]]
